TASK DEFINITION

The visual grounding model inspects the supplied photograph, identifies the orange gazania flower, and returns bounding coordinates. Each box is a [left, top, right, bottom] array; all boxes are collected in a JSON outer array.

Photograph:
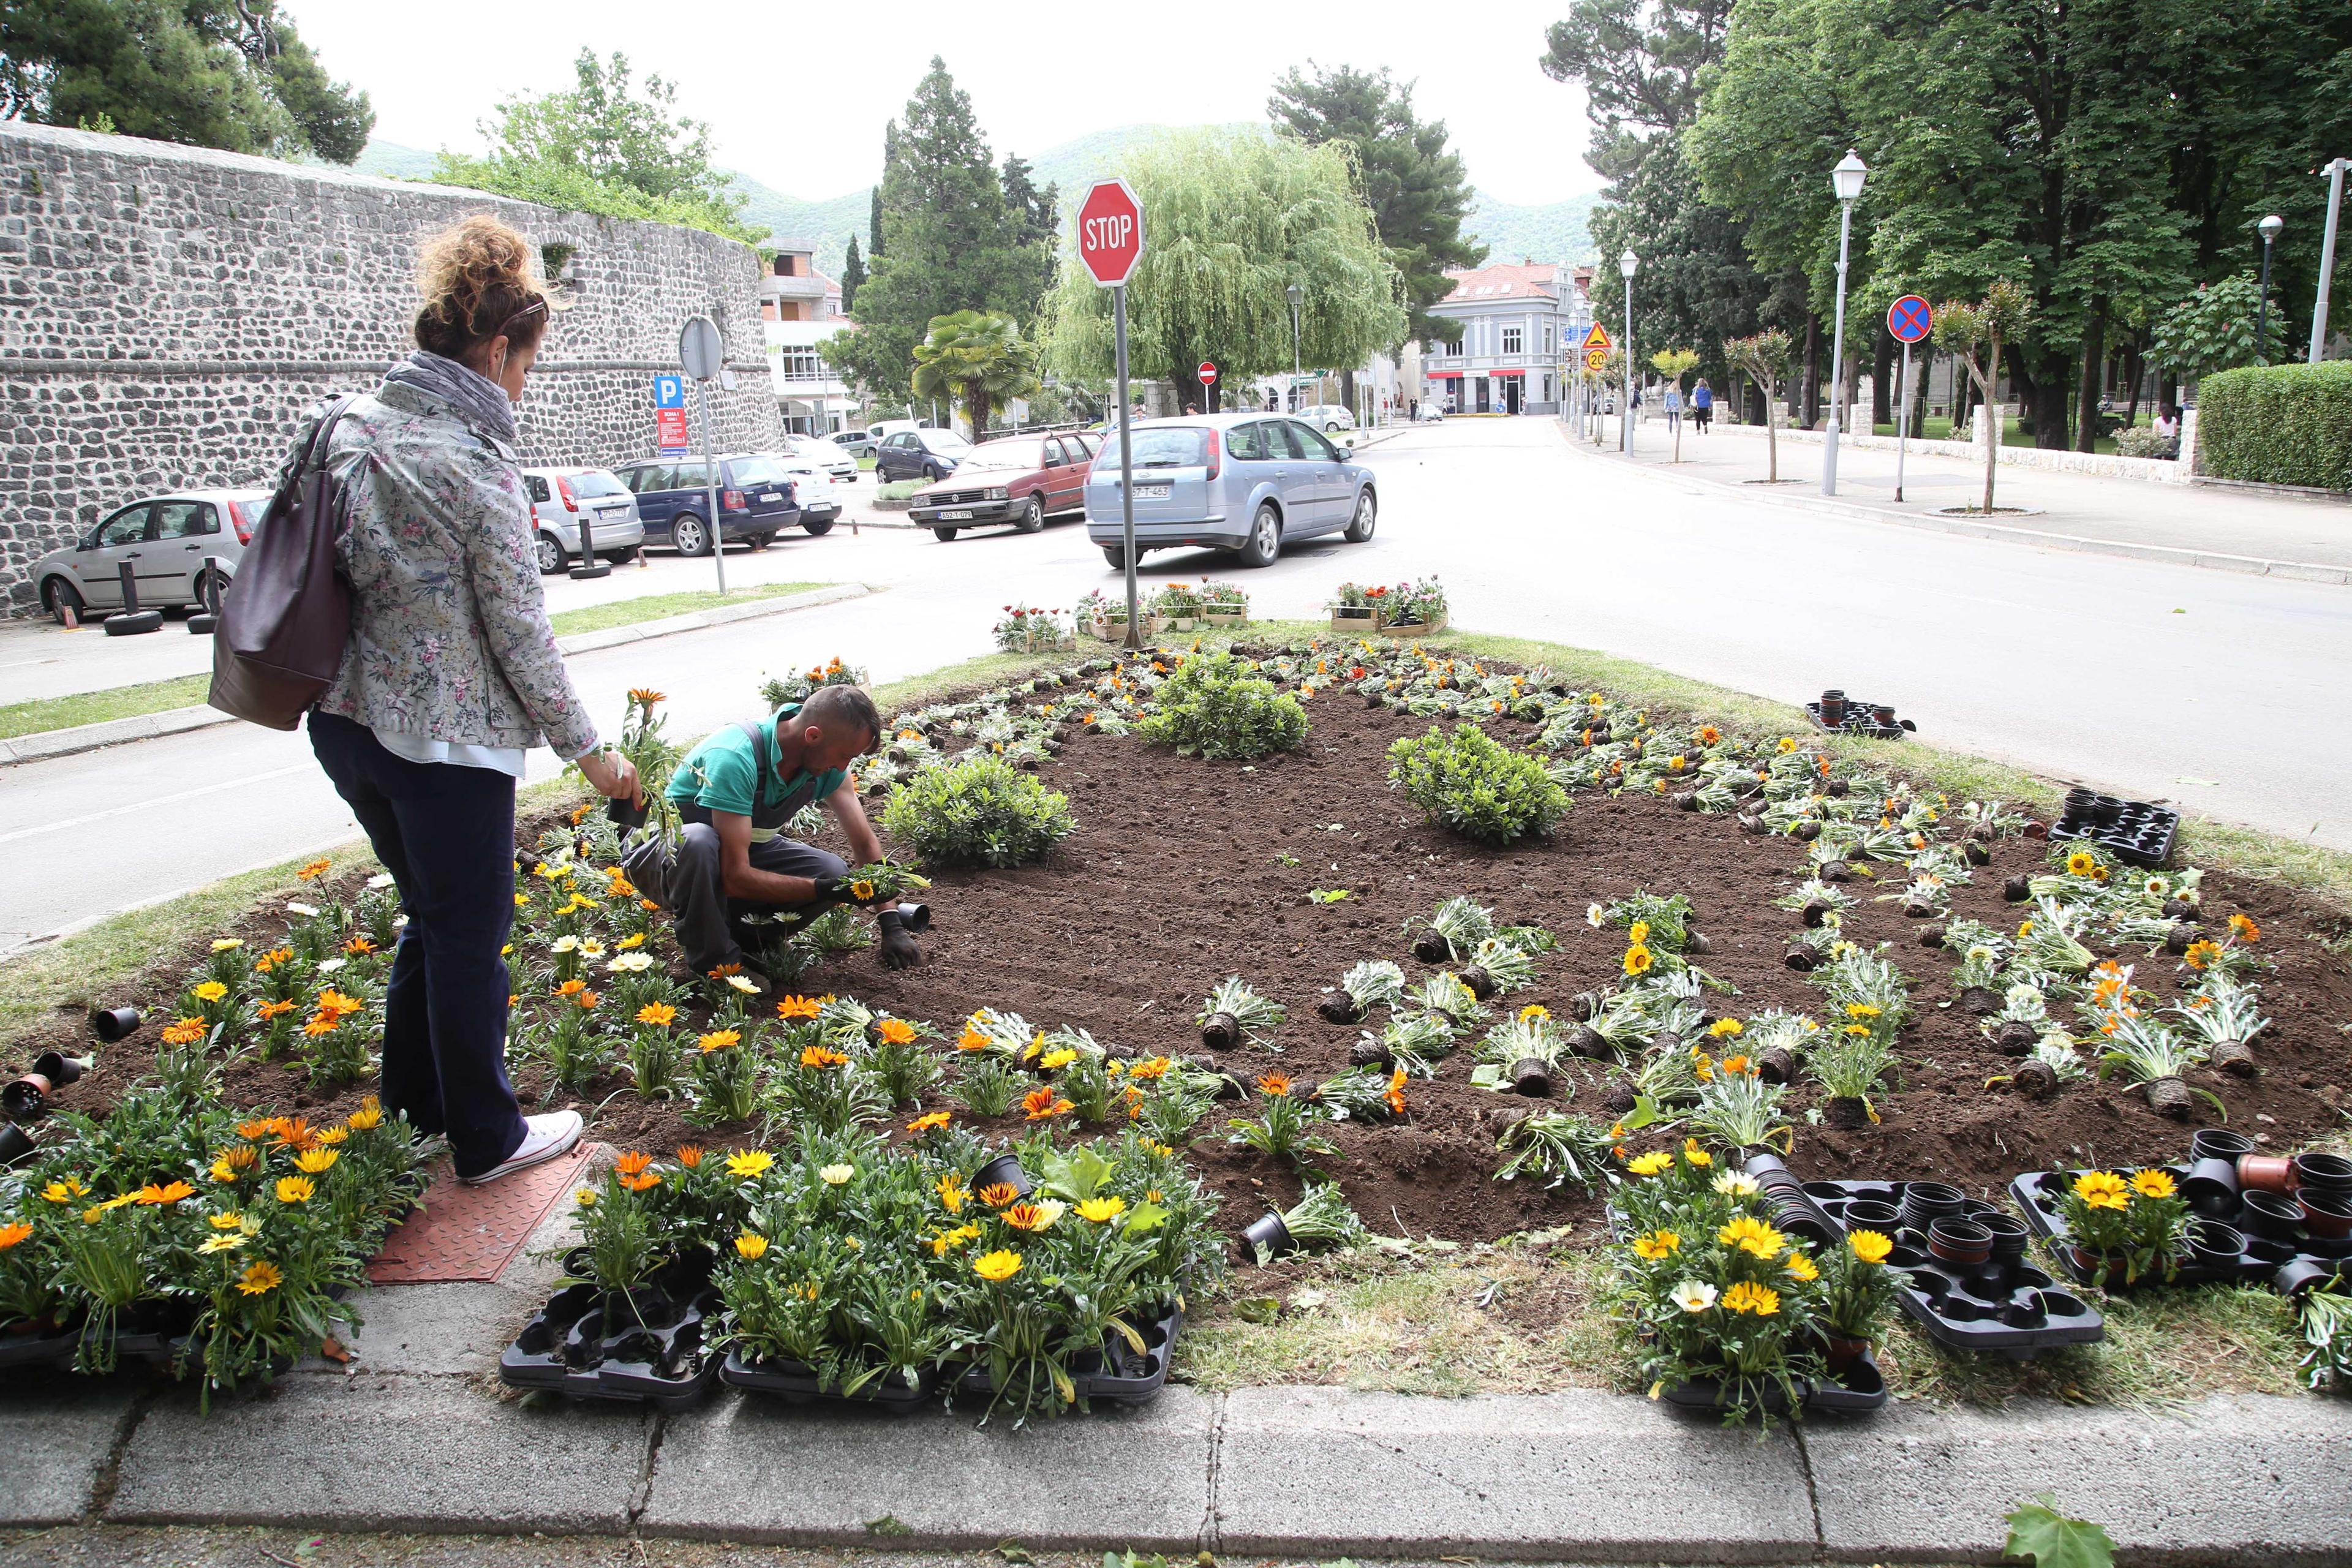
[[628, 687, 666, 704], [877, 1017, 919, 1046], [257, 998, 296, 1020], [907, 1111, 952, 1134], [1383, 1066, 1408, 1117], [799, 1044, 850, 1070], [342, 935, 375, 956], [956, 1026, 992, 1052], [557, 979, 587, 997], [161, 1017, 208, 1046], [708, 963, 744, 979], [2183, 940, 2221, 971], [614, 1151, 655, 1178], [574, 989, 600, 1011], [638, 1002, 677, 1027], [698, 1028, 741, 1054], [1126, 1055, 1172, 1080], [0, 1221, 31, 1251], [775, 995, 823, 1020], [2228, 913, 2260, 943], [676, 1145, 704, 1169], [296, 858, 332, 881], [1257, 1072, 1292, 1098], [978, 1182, 1021, 1208], [1021, 1087, 1074, 1121], [135, 1180, 195, 1205], [1001, 1202, 1052, 1232], [618, 1169, 662, 1193], [270, 1117, 317, 1151]]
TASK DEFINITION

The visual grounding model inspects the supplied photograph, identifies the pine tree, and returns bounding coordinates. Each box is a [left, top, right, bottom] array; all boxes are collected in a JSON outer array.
[[868, 152, 888, 258], [999, 154, 1060, 322], [840, 234, 866, 314]]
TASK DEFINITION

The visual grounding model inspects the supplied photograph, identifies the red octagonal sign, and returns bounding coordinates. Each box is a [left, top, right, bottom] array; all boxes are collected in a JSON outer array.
[[1076, 178, 1145, 288]]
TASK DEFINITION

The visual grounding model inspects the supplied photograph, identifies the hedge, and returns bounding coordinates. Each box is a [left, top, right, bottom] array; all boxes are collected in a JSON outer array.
[[2196, 360, 2352, 491]]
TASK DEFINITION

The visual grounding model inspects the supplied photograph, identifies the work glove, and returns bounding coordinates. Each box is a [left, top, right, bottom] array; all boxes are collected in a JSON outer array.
[[876, 908, 922, 970]]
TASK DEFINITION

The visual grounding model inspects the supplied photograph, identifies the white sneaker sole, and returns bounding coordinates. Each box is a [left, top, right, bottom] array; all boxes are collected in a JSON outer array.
[[459, 1123, 584, 1186]]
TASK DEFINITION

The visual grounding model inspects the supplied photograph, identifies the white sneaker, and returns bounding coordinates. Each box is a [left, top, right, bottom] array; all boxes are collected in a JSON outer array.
[[461, 1110, 583, 1186]]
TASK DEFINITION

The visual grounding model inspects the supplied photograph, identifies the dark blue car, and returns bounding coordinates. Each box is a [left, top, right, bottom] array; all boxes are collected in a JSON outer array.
[[614, 454, 801, 556]]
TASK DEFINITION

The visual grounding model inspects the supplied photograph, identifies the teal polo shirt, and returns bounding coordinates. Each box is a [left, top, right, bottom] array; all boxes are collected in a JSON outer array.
[[666, 706, 850, 842]]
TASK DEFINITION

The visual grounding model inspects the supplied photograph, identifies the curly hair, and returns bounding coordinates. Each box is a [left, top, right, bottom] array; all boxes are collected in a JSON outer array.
[[412, 214, 557, 362]]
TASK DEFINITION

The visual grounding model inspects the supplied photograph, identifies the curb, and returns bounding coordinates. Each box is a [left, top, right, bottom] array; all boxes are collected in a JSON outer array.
[[1558, 432, 2352, 586], [0, 583, 875, 767]]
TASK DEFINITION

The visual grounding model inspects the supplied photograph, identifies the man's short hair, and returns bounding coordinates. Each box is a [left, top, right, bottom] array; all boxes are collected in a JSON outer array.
[[797, 684, 881, 748]]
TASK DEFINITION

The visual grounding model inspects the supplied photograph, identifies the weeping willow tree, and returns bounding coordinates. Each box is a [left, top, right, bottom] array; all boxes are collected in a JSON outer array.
[[1041, 129, 1405, 412]]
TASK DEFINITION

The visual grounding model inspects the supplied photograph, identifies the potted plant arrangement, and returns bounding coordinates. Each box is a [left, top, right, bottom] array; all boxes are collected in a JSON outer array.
[[1075, 590, 1118, 641], [1154, 582, 1202, 632], [1199, 579, 1249, 627], [2052, 1167, 2190, 1286], [1329, 582, 1377, 631], [992, 603, 1074, 655], [1378, 576, 1448, 638]]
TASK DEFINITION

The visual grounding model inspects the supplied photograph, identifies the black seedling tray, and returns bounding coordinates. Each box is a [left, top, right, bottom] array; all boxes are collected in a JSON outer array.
[[952, 1302, 1183, 1409], [2049, 799, 2179, 869], [499, 1278, 723, 1414], [720, 1351, 940, 1414], [0, 1321, 83, 1373], [1662, 1346, 1888, 1417], [2010, 1166, 2352, 1289], [1799, 1179, 2105, 1359], [1804, 700, 1915, 741]]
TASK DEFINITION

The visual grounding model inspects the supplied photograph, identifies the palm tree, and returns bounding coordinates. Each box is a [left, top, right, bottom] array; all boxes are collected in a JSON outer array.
[[911, 311, 1040, 440]]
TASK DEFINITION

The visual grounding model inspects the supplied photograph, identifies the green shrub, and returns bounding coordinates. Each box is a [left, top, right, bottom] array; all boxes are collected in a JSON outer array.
[[879, 753, 1074, 869], [1387, 724, 1569, 846], [1136, 652, 1308, 761], [2197, 361, 2352, 491]]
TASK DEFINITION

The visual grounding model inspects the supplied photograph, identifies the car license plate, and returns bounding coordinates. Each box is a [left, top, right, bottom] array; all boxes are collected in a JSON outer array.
[[759, 491, 781, 503], [939, 509, 974, 521], [1136, 484, 1171, 499]]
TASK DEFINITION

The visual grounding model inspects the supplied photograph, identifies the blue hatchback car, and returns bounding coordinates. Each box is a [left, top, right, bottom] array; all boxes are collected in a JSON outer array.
[[613, 454, 801, 557], [1082, 414, 1376, 570]]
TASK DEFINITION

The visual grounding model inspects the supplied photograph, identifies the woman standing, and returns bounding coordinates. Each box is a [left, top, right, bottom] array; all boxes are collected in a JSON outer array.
[[1692, 378, 1714, 434], [310, 216, 638, 1187]]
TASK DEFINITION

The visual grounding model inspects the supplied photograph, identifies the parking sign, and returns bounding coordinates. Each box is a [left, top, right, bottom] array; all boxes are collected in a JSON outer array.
[[653, 374, 684, 410]]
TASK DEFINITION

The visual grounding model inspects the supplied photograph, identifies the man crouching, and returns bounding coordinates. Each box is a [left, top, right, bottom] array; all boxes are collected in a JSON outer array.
[[660, 685, 919, 979]]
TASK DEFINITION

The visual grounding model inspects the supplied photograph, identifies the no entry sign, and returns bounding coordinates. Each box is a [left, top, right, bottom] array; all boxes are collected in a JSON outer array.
[[1888, 295, 1933, 344], [1197, 361, 1218, 385], [1077, 179, 1145, 288]]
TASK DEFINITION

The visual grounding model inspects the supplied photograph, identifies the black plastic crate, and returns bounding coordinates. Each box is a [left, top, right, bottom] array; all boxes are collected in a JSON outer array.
[[952, 1303, 1182, 1410], [2048, 793, 2180, 869], [1804, 699, 1915, 741], [2010, 1166, 2352, 1289], [499, 1274, 723, 1414], [720, 1351, 940, 1414]]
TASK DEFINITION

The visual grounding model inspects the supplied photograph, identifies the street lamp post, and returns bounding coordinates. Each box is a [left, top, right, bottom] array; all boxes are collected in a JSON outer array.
[[1822, 149, 1869, 496], [1618, 248, 1638, 454], [2315, 162, 2350, 363], [2256, 214, 2283, 364], [1286, 283, 1303, 413]]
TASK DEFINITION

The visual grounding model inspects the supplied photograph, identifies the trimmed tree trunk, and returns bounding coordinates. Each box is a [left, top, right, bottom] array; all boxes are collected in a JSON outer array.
[[1803, 314, 1821, 429], [1762, 377, 1779, 480], [2076, 302, 2106, 453], [1872, 334, 1893, 431]]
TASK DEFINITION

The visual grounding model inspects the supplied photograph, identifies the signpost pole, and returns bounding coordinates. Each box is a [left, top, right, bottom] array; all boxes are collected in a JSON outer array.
[[697, 376, 726, 595], [1115, 284, 1139, 652], [1894, 341, 1913, 503]]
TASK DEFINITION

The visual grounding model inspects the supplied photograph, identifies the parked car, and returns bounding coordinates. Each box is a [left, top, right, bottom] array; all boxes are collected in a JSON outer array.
[[521, 467, 645, 574], [32, 489, 273, 622], [611, 454, 801, 556], [782, 433, 860, 484], [1082, 415, 1375, 570], [1297, 403, 1357, 433], [907, 432, 1098, 541], [1414, 403, 1446, 423], [755, 450, 843, 535], [831, 429, 876, 461], [872, 426, 973, 483]]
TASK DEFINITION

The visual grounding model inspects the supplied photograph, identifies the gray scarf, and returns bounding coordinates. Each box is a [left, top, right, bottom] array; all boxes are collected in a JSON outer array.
[[383, 350, 518, 443]]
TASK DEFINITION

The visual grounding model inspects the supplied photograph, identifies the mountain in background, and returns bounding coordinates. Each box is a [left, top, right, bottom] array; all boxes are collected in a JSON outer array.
[[356, 127, 1601, 283]]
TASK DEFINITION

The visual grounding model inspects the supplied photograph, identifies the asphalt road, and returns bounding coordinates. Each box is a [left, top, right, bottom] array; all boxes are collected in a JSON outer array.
[[3, 415, 2345, 957]]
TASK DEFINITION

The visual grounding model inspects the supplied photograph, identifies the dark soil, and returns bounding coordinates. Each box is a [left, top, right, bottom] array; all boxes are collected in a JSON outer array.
[[17, 676, 2352, 1266]]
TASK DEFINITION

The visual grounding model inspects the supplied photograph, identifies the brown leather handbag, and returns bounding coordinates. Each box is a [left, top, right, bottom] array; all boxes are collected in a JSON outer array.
[[206, 396, 361, 731]]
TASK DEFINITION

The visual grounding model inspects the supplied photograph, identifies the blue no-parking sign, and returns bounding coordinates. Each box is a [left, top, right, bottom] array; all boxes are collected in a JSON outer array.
[[652, 374, 685, 410], [1887, 295, 1933, 344]]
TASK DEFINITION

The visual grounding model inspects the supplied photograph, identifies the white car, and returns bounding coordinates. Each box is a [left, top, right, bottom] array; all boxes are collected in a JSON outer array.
[[782, 432, 860, 484], [29, 488, 273, 622], [1414, 403, 1446, 423], [521, 467, 645, 574], [759, 451, 843, 535], [1298, 404, 1357, 433]]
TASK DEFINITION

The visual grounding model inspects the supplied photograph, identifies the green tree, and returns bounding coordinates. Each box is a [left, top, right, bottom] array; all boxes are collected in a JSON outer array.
[[1041, 128, 1404, 413], [1651, 346, 1699, 461], [1933, 278, 2035, 514], [998, 153, 1060, 321], [0, 0, 371, 161], [910, 310, 1038, 440], [431, 50, 762, 244], [1267, 61, 1487, 360], [1725, 329, 1793, 479], [832, 58, 1049, 404], [2149, 274, 2280, 383], [840, 233, 865, 315]]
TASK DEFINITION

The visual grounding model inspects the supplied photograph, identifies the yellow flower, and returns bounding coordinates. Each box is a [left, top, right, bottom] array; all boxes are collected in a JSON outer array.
[[1518, 1004, 1550, 1023], [211, 938, 245, 952], [2228, 913, 2261, 943], [2130, 1168, 2177, 1200], [819, 1164, 854, 1186], [698, 1029, 742, 1054], [197, 1233, 247, 1254], [40, 1177, 88, 1204], [292, 1148, 338, 1175], [1721, 1280, 1780, 1316], [734, 1232, 770, 1261], [1632, 1229, 1680, 1260], [1708, 1018, 1743, 1038], [638, 1003, 678, 1027], [208, 1212, 244, 1231], [1623, 944, 1654, 977], [236, 1259, 285, 1295], [346, 1098, 384, 1132], [575, 1188, 598, 1209], [2073, 1170, 2130, 1212], [1845, 1003, 1881, 1020], [1785, 1253, 1820, 1283], [619, 932, 647, 950], [1000, 1202, 1057, 1233], [850, 879, 877, 901], [1718, 1216, 1785, 1259], [161, 1017, 208, 1047], [1626, 1151, 1673, 1177], [937, 1173, 968, 1213], [877, 1017, 919, 1046], [972, 1249, 1023, 1282], [1849, 1229, 1893, 1264], [1683, 1142, 1713, 1169], [192, 980, 229, 1003], [1628, 920, 1651, 944], [2066, 851, 2097, 877], [275, 1176, 315, 1205], [1075, 1196, 1127, 1224], [1039, 1048, 1079, 1071], [725, 1150, 774, 1180]]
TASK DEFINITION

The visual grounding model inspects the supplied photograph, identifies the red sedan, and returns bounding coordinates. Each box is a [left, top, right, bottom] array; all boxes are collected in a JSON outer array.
[[907, 432, 1099, 541]]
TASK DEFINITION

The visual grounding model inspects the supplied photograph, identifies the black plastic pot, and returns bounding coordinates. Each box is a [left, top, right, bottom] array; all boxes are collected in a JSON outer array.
[[973, 1152, 1033, 1200], [1979, 1213, 2031, 1264], [1900, 1182, 1966, 1232], [2182, 1157, 2242, 1213], [2294, 1153, 2352, 1196], [31, 1052, 90, 1087], [606, 796, 649, 832], [1927, 1218, 1994, 1267], [1243, 1211, 1295, 1261], [2275, 1258, 2351, 1298], [2186, 1219, 2247, 1271], [0, 1120, 35, 1167], [2239, 1189, 2305, 1241], [721, 1350, 938, 1414], [91, 1006, 141, 1043], [895, 902, 932, 935], [2, 1073, 51, 1122], [2190, 1129, 2255, 1163]]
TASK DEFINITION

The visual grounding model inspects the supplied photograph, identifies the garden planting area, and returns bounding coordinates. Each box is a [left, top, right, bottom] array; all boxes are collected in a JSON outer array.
[[7, 603, 2352, 1427]]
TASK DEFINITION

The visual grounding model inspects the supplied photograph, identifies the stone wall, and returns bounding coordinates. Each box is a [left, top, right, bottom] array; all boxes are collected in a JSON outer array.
[[0, 120, 783, 612]]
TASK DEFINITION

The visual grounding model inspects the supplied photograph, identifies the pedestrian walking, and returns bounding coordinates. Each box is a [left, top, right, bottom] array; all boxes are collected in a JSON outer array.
[[1662, 382, 1684, 436], [1692, 378, 1714, 433], [307, 215, 638, 1188]]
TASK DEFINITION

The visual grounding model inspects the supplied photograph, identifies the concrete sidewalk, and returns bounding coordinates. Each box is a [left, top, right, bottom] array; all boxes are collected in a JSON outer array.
[[5, 1193, 2349, 1566], [1572, 418, 2352, 583]]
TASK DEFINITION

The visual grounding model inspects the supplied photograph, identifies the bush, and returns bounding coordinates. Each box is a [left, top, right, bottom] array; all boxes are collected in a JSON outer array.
[[1387, 723, 1569, 846], [2196, 361, 2352, 491], [879, 753, 1074, 869], [1136, 653, 1308, 761]]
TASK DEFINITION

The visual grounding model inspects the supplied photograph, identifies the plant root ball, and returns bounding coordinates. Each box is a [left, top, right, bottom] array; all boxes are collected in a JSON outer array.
[[1996, 1020, 2040, 1057], [1316, 994, 1365, 1027], [2003, 875, 2032, 902], [1200, 1011, 1242, 1052], [1756, 1045, 1798, 1085], [1457, 967, 1498, 1001], [1824, 1096, 1871, 1129], [1784, 944, 1819, 973], [2209, 1039, 2258, 1077], [2144, 1075, 2194, 1119], [1411, 930, 1454, 965], [2014, 1058, 2060, 1099]]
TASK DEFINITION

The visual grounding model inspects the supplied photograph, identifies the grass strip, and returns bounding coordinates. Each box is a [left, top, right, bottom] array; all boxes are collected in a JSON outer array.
[[546, 582, 831, 638], [0, 673, 214, 741]]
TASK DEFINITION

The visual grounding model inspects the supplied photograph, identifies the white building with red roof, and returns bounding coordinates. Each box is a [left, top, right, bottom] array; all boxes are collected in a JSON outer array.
[[1420, 260, 1593, 415]]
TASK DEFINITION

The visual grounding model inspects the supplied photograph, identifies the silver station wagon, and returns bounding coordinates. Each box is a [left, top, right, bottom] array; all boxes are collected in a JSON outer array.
[[1082, 413, 1377, 570]]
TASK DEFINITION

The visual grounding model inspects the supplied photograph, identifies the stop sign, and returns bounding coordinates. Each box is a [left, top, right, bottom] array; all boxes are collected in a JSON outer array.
[[1076, 178, 1145, 288], [1197, 360, 1218, 385]]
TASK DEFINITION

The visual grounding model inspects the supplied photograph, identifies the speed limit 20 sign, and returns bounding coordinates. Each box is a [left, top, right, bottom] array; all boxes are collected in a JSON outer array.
[[1076, 179, 1145, 288]]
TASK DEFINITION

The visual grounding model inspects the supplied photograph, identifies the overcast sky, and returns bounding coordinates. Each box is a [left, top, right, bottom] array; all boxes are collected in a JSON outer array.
[[281, 0, 1602, 206]]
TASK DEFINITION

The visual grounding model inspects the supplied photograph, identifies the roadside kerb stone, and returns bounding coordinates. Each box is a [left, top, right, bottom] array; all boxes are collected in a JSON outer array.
[[340, 1281, 546, 1378], [545, 582, 872, 654], [1804, 1392, 2352, 1564], [638, 1384, 1215, 1548], [107, 1372, 650, 1535], [0, 1372, 141, 1526], [0, 703, 233, 765], [1212, 1386, 1817, 1563]]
